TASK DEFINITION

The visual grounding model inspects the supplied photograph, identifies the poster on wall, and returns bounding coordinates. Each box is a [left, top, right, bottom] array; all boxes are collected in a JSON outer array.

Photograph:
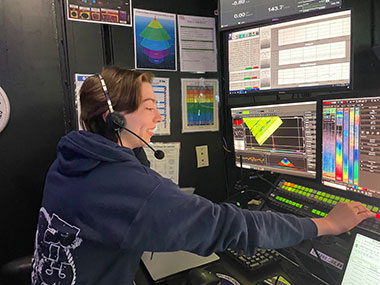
[[75, 73, 93, 130], [144, 142, 180, 184], [181, 78, 219, 133], [134, 9, 177, 71], [152, 77, 170, 136], [67, 0, 132, 27], [177, 15, 217, 72]]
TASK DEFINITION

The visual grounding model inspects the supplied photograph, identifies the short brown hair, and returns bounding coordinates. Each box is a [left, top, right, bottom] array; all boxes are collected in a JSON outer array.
[[80, 66, 154, 142]]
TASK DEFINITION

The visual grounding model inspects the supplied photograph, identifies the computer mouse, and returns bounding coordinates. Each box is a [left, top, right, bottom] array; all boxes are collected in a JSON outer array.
[[187, 267, 221, 285]]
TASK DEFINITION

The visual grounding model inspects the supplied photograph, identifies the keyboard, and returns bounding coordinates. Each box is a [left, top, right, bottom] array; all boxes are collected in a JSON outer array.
[[225, 248, 280, 271], [269, 178, 380, 235]]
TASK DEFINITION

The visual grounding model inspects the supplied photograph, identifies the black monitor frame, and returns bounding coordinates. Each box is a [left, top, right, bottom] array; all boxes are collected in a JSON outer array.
[[231, 100, 317, 179], [224, 8, 354, 97], [218, 0, 343, 31]]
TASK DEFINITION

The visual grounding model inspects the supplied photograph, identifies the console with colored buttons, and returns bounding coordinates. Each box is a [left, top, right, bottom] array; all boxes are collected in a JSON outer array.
[[267, 176, 380, 236]]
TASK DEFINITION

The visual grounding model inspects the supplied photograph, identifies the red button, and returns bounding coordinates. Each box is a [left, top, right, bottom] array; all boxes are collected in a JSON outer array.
[[376, 214, 380, 219]]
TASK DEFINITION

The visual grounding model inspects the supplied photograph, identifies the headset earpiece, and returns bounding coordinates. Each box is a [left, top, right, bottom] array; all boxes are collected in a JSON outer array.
[[106, 112, 126, 132]]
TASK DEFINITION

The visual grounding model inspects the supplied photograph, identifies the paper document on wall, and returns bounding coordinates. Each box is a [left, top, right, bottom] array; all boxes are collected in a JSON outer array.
[[144, 142, 180, 184]]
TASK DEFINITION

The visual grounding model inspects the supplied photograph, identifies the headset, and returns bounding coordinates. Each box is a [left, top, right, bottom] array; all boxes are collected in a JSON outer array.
[[97, 74, 164, 160]]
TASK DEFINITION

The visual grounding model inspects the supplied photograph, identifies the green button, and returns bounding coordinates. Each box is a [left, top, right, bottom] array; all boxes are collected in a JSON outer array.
[[316, 210, 321, 215], [362, 203, 367, 207], [373, 207, 379, 212], [299, 204, 303, 208], [332, 201, 338, 205], [318, 196, 324, 201], [335, 196, 340, 201], [321, 192, 326, 197], [306, 193, 311, 197], [327, 199, 333, 204], [312, 209, 316, 213], [340, 197, 345, 202], [367, 205, 373, 210], [330, 195, 335, 199], [317, 191, 321, 195], [326, 194, 331, 198], [344, 199, 350, 202], [323, 198, 328, 203]]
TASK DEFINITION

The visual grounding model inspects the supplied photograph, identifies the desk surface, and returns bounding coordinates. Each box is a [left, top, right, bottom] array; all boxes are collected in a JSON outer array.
[[135, 252, 329, 285]]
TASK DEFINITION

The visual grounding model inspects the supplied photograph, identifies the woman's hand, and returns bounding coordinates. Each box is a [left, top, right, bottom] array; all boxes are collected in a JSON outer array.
[[311, 202, 376, 236]]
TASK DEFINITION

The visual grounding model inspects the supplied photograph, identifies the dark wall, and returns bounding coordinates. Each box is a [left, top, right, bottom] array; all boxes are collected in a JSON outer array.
[[64, 0, 225, 202], [1, 0, 379, 278], [1, 0, 223, 274], [0, 0, 65, 270]]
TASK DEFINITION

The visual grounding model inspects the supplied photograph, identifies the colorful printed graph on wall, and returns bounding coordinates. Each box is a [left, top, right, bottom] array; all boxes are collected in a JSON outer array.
[[134, 9, 177, 71], [139, 18, 171, 64], [181, 79, 219, 133], [243, 117, 283, 146]]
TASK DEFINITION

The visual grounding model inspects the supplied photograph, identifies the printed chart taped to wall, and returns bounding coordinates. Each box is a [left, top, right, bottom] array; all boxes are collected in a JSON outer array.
[[134, 9, 177, 71], [0, 87, 10, 133], [75, 74, 93, 130], [66, 0, 132, 27], [144, 142, 180, 185], [152, 77, 171, 136], [181, 78, 219, 133], [177, 15, 217, 72]]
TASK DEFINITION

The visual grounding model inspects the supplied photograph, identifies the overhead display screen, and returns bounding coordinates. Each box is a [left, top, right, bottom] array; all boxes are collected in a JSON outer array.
[[220, 0, 342, 30], [228, 10, 351, 95]]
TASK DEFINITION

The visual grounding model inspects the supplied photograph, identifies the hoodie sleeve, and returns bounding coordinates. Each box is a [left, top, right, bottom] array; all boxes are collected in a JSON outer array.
[[122, 179, 317, 256]]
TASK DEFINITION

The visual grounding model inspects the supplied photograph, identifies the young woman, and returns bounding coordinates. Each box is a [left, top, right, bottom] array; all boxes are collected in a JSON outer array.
[[32, 66, 375, 285]]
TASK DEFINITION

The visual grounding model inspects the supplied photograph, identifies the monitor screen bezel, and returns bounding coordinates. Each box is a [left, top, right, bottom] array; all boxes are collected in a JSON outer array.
[[225, 8, 354, 97], [230, 99, 318, 179], [321, 94, 380, 200], [218, 0, 343, 31]]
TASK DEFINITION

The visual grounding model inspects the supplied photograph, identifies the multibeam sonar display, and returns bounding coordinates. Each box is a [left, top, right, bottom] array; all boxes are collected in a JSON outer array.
[[322, 97, 380, 199], [231, 101, 316, 178]]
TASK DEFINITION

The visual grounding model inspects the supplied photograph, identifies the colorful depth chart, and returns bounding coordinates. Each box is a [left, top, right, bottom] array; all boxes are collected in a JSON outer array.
[[67, 0, 132, 26], [322, 97, 380, 199], [181, 79, 219, 133], [231, 101, 316, 178]]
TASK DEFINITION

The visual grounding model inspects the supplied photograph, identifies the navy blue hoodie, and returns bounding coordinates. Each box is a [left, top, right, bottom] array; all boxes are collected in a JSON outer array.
[[32, 131, 317, 285]]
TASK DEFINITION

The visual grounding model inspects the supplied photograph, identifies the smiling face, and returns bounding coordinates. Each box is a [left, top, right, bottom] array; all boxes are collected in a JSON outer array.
[[121, 82, 162, 148]]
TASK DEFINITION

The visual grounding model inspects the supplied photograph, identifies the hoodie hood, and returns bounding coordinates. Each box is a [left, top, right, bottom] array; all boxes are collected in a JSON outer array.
[[56, 131, 135, 176]]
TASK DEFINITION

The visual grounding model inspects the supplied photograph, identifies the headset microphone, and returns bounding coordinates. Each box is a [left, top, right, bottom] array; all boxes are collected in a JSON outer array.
[[97, 74, 165, 160]]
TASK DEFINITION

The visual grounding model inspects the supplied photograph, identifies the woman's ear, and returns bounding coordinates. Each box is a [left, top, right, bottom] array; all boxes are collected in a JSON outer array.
[[102, 110, 110, 122]]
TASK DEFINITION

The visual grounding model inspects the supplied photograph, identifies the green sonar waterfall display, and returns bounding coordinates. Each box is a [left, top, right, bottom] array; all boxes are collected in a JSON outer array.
[[243, 117, 283, 146]]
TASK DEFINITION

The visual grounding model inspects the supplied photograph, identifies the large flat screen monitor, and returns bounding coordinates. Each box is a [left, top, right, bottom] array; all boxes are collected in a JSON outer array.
[[228, 10, 351, 95], [322, 97, 380, 199], [231, 101, 316, 178], [220, 0, 342, 30]]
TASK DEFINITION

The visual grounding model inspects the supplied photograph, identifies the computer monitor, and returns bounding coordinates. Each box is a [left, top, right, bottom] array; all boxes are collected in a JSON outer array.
[[219, 0, 342, 30], [227, 10, 352, 95], [231, 101, 316, 178], [341, 232, 380, 284], [322, 97, 380, 199]]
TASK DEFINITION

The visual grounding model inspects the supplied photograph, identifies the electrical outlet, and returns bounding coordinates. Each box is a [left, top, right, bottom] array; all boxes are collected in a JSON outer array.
[[196, 145, 209, 168]]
